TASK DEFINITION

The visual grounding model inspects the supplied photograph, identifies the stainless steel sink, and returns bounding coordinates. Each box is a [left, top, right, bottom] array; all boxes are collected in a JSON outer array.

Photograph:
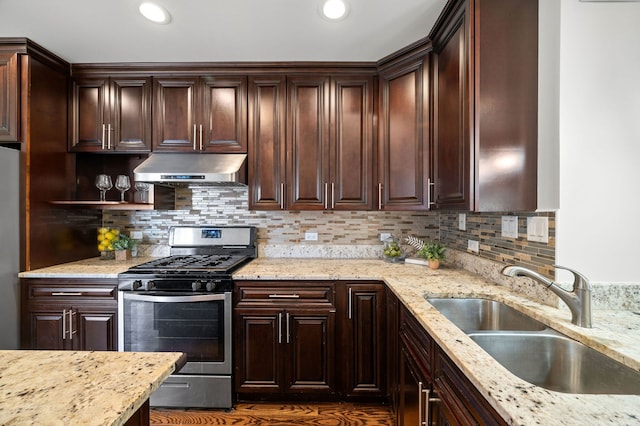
[[468, 331, 640, 395], [426, 297, 547, 332], [426, 297, 640, 394]]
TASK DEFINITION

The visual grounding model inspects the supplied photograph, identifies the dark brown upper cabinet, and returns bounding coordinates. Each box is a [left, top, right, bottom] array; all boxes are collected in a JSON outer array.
[[153, 76, 247, 153], [248, 75, 287, 210], [286, 74, 374, 211], [0, 51, 19, 142], [377, 41, 432, 211], [70, 76, 152, 152], [430, 0, 538, 212]]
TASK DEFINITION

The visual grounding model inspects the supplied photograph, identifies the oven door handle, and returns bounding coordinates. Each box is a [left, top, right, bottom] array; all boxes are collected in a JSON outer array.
[[122, 293, 228, 303]]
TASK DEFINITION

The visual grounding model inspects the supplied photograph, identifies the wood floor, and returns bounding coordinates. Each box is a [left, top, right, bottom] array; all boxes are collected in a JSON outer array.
[[150, 402, 395, 425]]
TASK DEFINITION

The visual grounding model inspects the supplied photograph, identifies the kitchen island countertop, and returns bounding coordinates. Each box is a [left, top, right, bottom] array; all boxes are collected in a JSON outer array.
[[19, 257, 640, 425], [0, 350, 186, 426]]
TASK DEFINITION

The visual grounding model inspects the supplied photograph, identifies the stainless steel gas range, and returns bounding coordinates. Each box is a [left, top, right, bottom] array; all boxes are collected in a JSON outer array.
[[117, 226, 256, 408]]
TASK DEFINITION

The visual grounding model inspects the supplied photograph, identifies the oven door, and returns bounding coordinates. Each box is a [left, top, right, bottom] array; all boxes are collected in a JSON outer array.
[[118, 291, 232, 375]]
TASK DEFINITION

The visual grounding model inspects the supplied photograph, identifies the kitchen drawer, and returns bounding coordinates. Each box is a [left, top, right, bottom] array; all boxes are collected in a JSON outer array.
[[234, 281, 334, 306], [23, 279, 117, 302]]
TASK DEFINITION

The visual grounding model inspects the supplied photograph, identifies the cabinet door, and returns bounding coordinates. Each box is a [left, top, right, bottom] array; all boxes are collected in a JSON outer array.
[[152, 77, 198, 151], [432, 2, 471, 210], [234, 309, 286, 395], [330, 76, 374, 210], [0, 52, 19, 142], [76, 309, 117, 351], [378, 54, 431, 210], [248, 76, 286, 210], [287, 76, 330, 210], [27, 309, 67, 350], [287, 309, 335, 394], [201, 77, 247, 152], [341, 282, 385, 397], [110, 77, 152, 152], [69, 77, 109, 151]]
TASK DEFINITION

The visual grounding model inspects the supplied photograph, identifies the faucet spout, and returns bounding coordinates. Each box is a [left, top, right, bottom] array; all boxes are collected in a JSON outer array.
[[501, 265, 592, 328]]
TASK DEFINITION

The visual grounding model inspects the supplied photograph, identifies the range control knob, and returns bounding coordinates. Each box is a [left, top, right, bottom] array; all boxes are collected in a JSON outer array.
[[192, 281, 203, 291], [142, 280, 156, 291], [131, 280, 142, 291], [206, 281, 217, 292]]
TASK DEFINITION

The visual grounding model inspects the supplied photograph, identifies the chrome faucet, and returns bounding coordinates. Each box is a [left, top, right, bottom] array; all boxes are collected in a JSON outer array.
[[501, 265, 592, 328]]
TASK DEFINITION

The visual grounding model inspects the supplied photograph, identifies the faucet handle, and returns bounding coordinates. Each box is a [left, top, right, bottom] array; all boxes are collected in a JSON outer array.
[[553, 265, 591, 291]]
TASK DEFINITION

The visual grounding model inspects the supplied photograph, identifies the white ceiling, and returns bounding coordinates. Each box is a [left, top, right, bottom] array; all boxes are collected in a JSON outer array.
[[0, 0, 448, 64]]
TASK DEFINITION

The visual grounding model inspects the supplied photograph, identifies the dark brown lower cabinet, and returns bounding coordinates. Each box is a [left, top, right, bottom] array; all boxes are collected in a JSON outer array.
[[20, 278, 118, 351], [234, 281, 337, 399], [396, 304, 507, 426], [337, 282, 386, 399], [234, 280, 387, 401]]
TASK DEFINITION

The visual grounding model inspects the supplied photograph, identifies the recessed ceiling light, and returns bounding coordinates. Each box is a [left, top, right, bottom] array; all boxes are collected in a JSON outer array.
[[320, 0, 349, 21], [139, 2, 172, 24]]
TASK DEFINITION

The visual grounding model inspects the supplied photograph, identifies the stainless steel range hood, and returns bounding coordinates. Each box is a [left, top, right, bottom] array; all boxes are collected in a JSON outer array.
[[134, 153, 246, 185]]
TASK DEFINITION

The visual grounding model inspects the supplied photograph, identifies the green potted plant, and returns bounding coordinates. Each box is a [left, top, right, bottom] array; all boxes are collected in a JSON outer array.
[[418, 241, 446, 269], [112, 233, 135, 261]]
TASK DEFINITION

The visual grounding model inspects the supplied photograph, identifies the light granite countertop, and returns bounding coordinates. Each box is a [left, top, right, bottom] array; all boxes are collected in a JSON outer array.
[[0, 350, 185, 426], [19, 257, 640, 425]]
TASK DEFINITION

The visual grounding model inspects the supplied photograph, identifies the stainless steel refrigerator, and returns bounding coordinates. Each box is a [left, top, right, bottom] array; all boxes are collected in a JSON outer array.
[[0, 146, 20, 349]]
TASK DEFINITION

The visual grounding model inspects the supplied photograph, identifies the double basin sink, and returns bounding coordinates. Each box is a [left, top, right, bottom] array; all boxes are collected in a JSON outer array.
[[426, 297, 640, 395]]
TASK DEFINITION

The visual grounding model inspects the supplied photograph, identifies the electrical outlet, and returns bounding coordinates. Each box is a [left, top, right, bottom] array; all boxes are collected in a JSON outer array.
[[304, 232, 318, 241], [458, 213, 466, 231], [468, 239, 479, 253], [379, 232, 392, 241], [131, 231, 143, 240]]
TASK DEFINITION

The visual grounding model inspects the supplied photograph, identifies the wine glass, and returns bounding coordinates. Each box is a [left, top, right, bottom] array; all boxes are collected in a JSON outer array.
[[95, 174, 112, 202], [135, 182, 150, 203], [115, 175, 131, 202]]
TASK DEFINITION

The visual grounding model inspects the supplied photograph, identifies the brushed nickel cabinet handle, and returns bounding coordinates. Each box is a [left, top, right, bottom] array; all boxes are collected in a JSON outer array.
[[278, 312, 282, 344], [193, 124, 197, 150], [52, 292, 83, 296], [102, 124, 106, 150], [68, 310, 77, 340], [107, 123, 112, 150], [268, 294, 300, 299], [286, 312, 291, 344], [62, 308, 67, 340], [348, 287, 353, 319], [199, 124, 203, 151], [428, 178, 436, 208], [331, 182, 335, 209], [324, 183, 329, 209], [280, 183, 285, 209], [378, 183, 383, 210]]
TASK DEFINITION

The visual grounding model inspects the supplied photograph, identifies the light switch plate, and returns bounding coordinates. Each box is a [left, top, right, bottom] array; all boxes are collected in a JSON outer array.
[[468, 239, 479, 253], [131, 231, 143, 240], [527, 217, 549, 243], [458, 213, 466, 231], [501, 216, 518, 239]]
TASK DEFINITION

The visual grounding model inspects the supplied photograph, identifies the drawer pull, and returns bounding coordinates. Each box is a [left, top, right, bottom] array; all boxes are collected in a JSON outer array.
[[52, 292, 83, 296], [268, 294, 300, 299]]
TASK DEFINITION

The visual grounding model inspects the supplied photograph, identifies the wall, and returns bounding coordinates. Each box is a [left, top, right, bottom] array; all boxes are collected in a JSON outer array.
[[556, 0, 640, 284]]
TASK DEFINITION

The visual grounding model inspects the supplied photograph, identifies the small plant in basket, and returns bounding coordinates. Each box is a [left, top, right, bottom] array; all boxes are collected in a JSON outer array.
[[405, 236, 446, 269]]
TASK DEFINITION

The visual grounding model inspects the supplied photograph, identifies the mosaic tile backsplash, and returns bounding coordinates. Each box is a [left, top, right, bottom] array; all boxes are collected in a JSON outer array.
[[103, 186, 555, 270]]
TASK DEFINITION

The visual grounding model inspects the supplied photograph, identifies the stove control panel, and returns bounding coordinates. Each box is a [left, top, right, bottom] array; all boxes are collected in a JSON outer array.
[[118, 275, 233, 293]]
